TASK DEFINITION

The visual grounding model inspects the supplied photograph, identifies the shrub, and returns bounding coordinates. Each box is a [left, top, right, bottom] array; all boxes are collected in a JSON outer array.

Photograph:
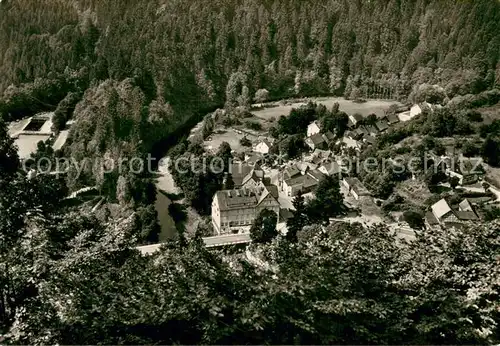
[[240, 137, 252, 147], [245, 121, 262, 131]]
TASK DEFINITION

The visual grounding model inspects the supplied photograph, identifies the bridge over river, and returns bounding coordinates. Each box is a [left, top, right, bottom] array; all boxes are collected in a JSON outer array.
[[136, 233, 252, 255]]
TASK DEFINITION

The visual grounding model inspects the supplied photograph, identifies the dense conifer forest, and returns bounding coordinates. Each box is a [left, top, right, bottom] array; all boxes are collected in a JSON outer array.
[[1, 0, 500, 116]]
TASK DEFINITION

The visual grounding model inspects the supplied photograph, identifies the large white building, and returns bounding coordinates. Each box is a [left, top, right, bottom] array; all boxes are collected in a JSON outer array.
[[211, 184, 280, 234]]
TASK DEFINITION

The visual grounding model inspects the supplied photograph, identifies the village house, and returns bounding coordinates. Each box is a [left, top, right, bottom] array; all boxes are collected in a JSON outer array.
[[340, 136, 363, 152], [319, 160, 342, 177], [307, 120, 321, 137], [426, 198, 479, 228], [430, 198, 456, 224], [229, 163, 266, 188], [386, 113, 400, 125], [375, 118, 389, 133], [282, 169, 324, 197], [305, 149, 333, 165], [211, 185, 280, 235], [305, 133, 327, 150], [322, 131, 336, 144], [445, 157, 484, 185], [253, 139, 272, 154], [348, 113, 364, 126], [245, 152, 263, 166], [296, 161, 318, 174], [342, 177, 370, 200], [365, 124, 379, 137], [356, 126, 370, 138], [458, 198, 473, 212], [363, 135, 376, 146], [284, 165, 301, 180]]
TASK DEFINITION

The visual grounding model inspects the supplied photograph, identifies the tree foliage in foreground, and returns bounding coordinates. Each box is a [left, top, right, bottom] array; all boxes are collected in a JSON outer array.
[[2, 216, 499, 345], [250, 209, 278, 244]]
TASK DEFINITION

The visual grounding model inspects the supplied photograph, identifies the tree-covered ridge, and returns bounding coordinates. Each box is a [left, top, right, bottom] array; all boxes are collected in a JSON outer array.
[[1, 0, 500, 106]]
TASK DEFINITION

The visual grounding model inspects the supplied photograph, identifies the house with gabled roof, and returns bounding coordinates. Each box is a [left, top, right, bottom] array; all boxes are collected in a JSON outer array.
[[365, 125, 379, 137], [307, 120, 322, 137], [319, 160, 342, 177], [426, 198, 479, 227], [458, 198, 473, 212], [305, 133, 327, 150], [340, 136, 363, 152], [375, 118, 389, 133], [322, 131, 336, 144], [306, 149, 332, 165], [342, 177, 370, 200], [284, 165, 301, 180], [363, 135, 376, 146], [229, 163, 265, 188], [387, 113, 400, 125], [348, 113, 364, 126], [445, 157, 484, 185], [282, 169, 324, 197], [254, 139, 273, 154], [431, 198, 455, 223]]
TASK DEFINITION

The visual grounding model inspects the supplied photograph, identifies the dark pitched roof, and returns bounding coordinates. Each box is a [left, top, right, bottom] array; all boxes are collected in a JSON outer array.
[[364, 135, 376, 145], [285, 173, 319, 190], [309, 133, 326, 146], [344, 177, 370, 195], [387, 113, 400, 124], [375, 119, 389, 132], [284, 166, 301, 180], [455, 210, 479, 221], [358, 126, 370, 136], [345, 130, 357, 139], [308, 169, 325, 181], [353, 128, 365, 139], [246, 153, 263, 165], [280, 208, 294, 221], [350, 113, 364, 122], [215, 187, 279, 212], [322, 131, 335, 142], [265, 184, 279, 199], [366, 125, 379, 135], [320, 161, 342, 175], [425, 211, 440, 225], [216, 189, 259, 211], [229, 163, 253, 186]]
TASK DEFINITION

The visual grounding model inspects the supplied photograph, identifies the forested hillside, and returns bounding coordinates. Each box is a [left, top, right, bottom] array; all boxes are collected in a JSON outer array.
[[1, 0, 500, 108]]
